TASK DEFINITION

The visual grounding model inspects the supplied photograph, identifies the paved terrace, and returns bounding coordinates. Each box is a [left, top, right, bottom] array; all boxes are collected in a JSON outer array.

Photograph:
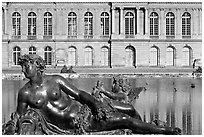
[[2, 67, 195, 75]]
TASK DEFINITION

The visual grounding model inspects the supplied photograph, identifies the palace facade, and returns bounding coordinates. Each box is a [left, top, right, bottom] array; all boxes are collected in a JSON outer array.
[[2, 2, 202, 69]]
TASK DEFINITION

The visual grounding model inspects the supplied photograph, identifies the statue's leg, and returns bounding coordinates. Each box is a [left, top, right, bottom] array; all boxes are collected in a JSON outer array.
[[111, 100, 142, 120], [88, 112, 180, 135]]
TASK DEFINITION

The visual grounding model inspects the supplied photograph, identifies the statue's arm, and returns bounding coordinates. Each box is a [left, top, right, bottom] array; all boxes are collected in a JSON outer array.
[[16, 89, 28, 116], [101, 89, 125, 100], [56, 75, 101, 115]]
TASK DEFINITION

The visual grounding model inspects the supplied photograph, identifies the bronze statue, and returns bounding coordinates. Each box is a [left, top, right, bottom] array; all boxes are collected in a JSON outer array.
[[3, 54, 181, 135]]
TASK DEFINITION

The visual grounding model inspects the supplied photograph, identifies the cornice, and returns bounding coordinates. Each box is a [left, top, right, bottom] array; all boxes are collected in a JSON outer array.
[[2, 39, 202, 43], [2, 2, 202, 5]]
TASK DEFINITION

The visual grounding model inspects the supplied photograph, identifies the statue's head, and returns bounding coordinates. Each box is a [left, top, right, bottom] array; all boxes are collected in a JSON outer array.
[[18, 54, 46, 73]]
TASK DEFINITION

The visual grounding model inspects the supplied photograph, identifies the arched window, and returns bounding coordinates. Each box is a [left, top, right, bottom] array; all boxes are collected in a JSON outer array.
[[85, 46, 93, 66], [84, 12, 93, 38], [68, 12, 77, 38], [44, 46, 52, 65], [101, 47, 109, 66], [125, 12, 134, 37], [182, 12, 191, 37], [166, 47, 175, 66], [28, 46, 36, 54], [13, 46, 21, 65], [44, 12, 52, 38], [125, 46, 136, 67], [68, 47, 77, 66], [150, 12, 159, 36], [166, 12, 175, 37], [28, 12, 37, 39], [100, 12, 109, 37], [150, 47, 160, 66], [182, 47, 192, 66], [12, 12, 21, 38]]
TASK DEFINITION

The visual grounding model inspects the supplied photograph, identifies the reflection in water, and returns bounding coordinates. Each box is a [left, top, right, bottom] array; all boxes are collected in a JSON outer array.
[[2, 77, 202, 135]]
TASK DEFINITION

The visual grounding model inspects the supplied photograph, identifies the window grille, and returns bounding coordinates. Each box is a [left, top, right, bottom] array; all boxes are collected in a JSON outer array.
[[150, 12, 159, 36], [28, 12, 37, 39], [166, 12, 175, 37], [28, 46, 36, 55], [68, 12, 77, 38], [125, 12, 134, 37], [12, 12, 21, 39], [13, 46, 21, 65], [182, 12, 191, 38], [100, 12, 109, 38], [44, 46, 52, 65], [84, 12, 93, 39], [68, 47, 77, 66], [44, 12, 52, 39]]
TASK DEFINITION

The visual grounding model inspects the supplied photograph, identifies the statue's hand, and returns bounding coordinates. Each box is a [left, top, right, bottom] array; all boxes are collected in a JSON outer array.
[[96, 82, 105, 92], [166, 127, 182, 135], [3, 120, 16, 135], [172, 127, 182, 135]]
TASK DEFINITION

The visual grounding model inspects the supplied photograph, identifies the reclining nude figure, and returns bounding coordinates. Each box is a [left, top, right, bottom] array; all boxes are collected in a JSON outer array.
[[3, 54, 181, 135]]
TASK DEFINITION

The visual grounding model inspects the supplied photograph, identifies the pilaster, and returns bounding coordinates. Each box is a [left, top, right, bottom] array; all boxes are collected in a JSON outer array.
[[7, 7, 12, 39], [112, 7, 115, 34], [94, 8, 101, 39], [2, 7, 5, 35], [61, 8, 67, 39], [77, 9, 84, 39], [21, 9, 27, 39], [5, 7, 8, 35], [136, 7, 140, 35], [145, 8, 149, 36], [55, 8, 62, 39], [120, 7, 124, 35], [61, 8, 67, 36], [176, 8, 182, 39], [37, 8, 43, 39], [53, 4, 57, 39], [192, 8, 196, 38], [198, 8, 202, 36], [159, 8, 165, 39]]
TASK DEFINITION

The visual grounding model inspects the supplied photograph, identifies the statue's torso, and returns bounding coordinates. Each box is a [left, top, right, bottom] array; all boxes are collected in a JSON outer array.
[[24, 77, 80, 129]]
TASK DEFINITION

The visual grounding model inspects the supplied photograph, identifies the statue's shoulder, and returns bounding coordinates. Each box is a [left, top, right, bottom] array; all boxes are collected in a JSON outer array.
[[19, 82, 30, 92], [18, 82, 31, 100]]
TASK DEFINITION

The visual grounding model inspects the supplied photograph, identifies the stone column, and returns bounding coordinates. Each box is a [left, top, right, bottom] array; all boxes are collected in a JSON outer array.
[[159, 8, 165, 39], [137, 7, 140, 35], [176, 8, 181, 39], [112, 7, 115, 34], [120, 7, 124, 34], [145, 8, 149, 35]]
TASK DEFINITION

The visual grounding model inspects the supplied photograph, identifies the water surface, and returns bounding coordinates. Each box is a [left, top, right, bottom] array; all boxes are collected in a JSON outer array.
[[2, 77, 202, 135]]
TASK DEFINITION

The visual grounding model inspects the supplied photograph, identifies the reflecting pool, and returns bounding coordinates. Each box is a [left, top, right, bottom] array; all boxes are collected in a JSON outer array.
[[2, 77, 202, 135]]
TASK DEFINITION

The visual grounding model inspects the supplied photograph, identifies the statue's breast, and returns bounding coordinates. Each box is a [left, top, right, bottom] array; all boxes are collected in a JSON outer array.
[[28, 90, 47, 109], [47, 83, 61, 101]]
